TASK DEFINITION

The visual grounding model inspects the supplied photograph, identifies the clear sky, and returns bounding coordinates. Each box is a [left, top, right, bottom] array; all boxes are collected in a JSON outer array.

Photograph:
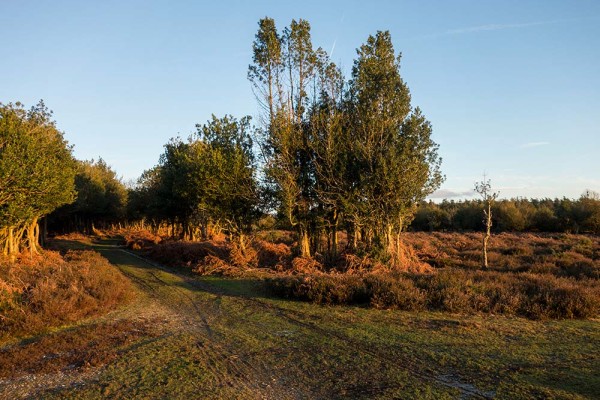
[[2, 0, 599, 200]]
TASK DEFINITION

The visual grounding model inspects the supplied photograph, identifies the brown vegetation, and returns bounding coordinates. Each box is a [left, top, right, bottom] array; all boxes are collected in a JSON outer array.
[[269, 268, 599, 319], [269, 232, 600, 319], [0, 319, 159, 378], [133, 229, 429, 276], [404, 232, 600, 279], [123, 228, 162, 250], [0, 250, 133, 338], [124, 228, 599, 319]]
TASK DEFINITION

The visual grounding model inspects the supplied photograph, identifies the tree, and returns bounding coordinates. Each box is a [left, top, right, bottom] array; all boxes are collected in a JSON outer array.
[[196, 115, 260, 249], [579, 190, 600, 234], [49, 158, 128, 234], [249, 18, 320, 257], [493, 200, 526, 231], [308, 51, 347, 260], [474, 178, 499, 268], [130, 115, 260, 244], [0, 101, 76, 257], [347, 31, 443, 263]]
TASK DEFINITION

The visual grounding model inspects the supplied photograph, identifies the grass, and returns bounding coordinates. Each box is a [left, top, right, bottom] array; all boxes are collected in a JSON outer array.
[[2, 236, 598, 399]]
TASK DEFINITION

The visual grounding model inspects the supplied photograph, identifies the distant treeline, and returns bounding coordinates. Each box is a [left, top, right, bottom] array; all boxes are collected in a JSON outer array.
[[410, 195, 600, 234]]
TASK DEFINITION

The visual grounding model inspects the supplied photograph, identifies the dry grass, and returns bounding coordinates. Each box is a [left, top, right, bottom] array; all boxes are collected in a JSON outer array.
[[0, 250, 133, 338], [123, 229, 162, 250], [269, 232, 600, 319], [269, 268, 600, 319], [52, 232, 90, 241]]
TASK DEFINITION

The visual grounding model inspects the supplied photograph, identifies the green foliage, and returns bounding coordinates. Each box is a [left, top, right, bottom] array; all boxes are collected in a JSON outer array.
[[409, 195, 600, 234], [130, 115, 260, 241], [50, 158, 128, 233], [249, 19, 443, 261], [0, 101, 76, 255]]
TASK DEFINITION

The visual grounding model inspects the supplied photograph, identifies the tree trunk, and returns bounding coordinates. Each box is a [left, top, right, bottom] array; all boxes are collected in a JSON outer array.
[[299, 226, 311, 258], [482, 203, 492, 268], [330, 209, 338, 260], [352, 225, 361, 250]]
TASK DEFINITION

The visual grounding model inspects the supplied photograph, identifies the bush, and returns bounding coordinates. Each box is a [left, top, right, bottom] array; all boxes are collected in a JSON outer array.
[[0, 250, 132, 338], [365, 274, 426, 310], [267, 268, 600, 319]]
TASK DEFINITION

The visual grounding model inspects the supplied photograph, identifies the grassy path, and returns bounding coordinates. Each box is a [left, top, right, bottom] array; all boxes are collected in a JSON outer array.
[[1, 239, 599, 399]]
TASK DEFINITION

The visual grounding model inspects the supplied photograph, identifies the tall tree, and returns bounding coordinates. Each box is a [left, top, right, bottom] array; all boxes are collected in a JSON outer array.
[[249, 18, 320, 257], [308, 50, 347, 260], [348, 31, 443, 262]]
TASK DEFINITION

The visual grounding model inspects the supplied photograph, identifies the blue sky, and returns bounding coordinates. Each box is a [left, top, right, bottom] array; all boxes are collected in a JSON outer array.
[[2, 0, 599, 199]]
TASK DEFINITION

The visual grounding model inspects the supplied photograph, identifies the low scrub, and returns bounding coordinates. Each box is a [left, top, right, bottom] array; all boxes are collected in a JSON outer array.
[[139, 231, 429, 276], [126, 229, 600, 319], [138, 236, 294, 276], [268, 269, 600, 319], [405, 232, 599, 278], [0, 250, 133, 338], [124, 229, 162, 250]]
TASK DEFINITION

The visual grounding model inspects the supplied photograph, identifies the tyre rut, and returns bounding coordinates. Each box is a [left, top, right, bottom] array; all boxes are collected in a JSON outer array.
[[109, 245, 494, 399]]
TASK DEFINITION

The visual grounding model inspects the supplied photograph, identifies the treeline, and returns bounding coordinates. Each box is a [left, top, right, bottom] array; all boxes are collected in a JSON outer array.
[[411, 195, 600, 234], [50, 158, 128, 234]]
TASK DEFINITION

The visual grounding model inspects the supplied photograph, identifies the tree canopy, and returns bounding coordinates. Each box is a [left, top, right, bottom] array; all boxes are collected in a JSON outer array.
[[0, 101, 76, 256], [129, 115, 259, 244]]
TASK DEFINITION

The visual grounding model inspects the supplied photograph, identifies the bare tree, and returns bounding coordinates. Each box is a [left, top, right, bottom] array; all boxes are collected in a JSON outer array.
[[474, 176, 498, 268]]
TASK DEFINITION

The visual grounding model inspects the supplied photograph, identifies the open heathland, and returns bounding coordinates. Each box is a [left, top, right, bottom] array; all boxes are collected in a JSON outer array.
[[0, 237, 597, 399], [128, 230, 600, 320]]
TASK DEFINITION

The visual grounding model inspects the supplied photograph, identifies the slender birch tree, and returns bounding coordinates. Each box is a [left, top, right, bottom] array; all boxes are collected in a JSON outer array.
[[475, 177, 499, 268]]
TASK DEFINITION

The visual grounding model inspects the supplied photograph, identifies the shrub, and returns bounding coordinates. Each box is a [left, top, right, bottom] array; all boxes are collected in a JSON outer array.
[[0, 250, 132, 338], [365, 274, 426, 310], [254, 239, 292, 269], [266, 268, 600, 319]]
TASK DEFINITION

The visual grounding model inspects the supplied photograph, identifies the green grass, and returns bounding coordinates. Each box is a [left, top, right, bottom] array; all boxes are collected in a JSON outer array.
[[17, 239, 600, 399]]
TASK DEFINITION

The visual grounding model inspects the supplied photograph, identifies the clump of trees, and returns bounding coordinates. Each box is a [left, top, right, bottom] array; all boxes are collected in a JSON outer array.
[[0, 101, 76, 257], [410, 192, 600, 234], [128, 115, 260, 248], [128, 17, 443, 267], [247, 18, 443, 264], [49, 158, 128, 234]]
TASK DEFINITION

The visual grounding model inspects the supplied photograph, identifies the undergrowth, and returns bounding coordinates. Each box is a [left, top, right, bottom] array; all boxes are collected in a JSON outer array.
[[122, 228, 600, 320], [268, 269, 600, 319], [0, 250, 133, 338]]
